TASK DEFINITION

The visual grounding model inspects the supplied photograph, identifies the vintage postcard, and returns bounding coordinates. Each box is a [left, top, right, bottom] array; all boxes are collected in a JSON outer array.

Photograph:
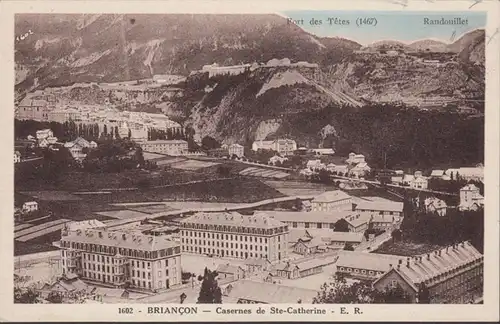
[[0, 0, 499, 322]]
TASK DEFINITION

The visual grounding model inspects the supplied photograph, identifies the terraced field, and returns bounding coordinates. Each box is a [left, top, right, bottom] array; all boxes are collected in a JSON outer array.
[[239, 167, 290, 179]]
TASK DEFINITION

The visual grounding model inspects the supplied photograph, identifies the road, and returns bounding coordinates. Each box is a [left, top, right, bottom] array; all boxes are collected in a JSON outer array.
[[329, 174, 458, 197]]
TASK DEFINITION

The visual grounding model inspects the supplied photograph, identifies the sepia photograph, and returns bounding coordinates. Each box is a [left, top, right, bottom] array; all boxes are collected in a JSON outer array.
[[4, 1, 498, 319]]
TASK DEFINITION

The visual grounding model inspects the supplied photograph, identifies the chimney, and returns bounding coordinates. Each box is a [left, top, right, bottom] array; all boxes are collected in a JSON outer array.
[[389, 264, 393, 268], [427, 254, 430, 260], [399, 259, 403, 265], [407, 260, 410, 268]]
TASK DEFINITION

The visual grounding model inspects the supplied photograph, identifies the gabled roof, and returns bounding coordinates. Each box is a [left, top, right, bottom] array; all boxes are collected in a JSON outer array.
[[216, 263, 244, 274], [355, 200, 403, 212], [266, 210, 356, 224], [224, 280, 318, 303]]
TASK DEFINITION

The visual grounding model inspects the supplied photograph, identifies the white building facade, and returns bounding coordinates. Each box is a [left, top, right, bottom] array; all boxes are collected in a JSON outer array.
[[180, 212, 289, 262]]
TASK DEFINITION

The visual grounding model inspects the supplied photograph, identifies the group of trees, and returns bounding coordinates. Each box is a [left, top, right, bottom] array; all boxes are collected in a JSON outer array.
[[82, 139, 147, 173], [313, 273, 418, 304], [148, 128, 185, 141], [14, 119, 128, 143], [399, 196, 484, 253], [285, 103, 483, 170]]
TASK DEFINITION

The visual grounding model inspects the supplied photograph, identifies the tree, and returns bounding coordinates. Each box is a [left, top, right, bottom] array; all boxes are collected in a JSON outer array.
[[313, 273, 377, 303], [391, 229, 402, 242], [47, 291, 63, 303], [14, 274, 39, 304], [201, 136, 221, 150], [344, 242, 355, 251], [128, 129, 132, 139], [333, 219, 350, 232], [197, 267, 222, 304], [115, 126, 120, 139]]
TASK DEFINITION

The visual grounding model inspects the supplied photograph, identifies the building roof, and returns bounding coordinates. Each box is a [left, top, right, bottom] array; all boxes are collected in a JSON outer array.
[[229, 144, 243, 148], [216, 263, 244, 274], [370, 215, 394, 223], [181, 211, 286, 229], [141, 140, 188, 145], [265, 210, 356, 224], [344, 213, 372, 228], [66, 220, 107, 231], [373, 241, 483, 288], [328, 231, 365, 243], [336, 250, 402, 272], [461, 184, 480, 191], [424, 197, 447, 209], [430, 170, 445, 176], [355, 200, 403, 212], [223, 280, 318, 303], [312, 190, 351, 203], [62, 228, 180, 252]]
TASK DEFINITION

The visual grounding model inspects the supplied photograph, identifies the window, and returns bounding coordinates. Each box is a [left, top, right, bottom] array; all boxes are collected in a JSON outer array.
[[305, 222, 310, 228], [391, 280, 398, 288], [317, 223, 322, 229], [158, 271, 162, 278]]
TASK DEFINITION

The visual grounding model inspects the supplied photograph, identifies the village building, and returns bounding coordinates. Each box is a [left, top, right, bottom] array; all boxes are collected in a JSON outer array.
[[328, 231, 366, 249], [38, 273, 93, 301], [354, 200, 404, 217], [59, 221, 182, 293], [344, 213, 372, 233], [251, 139, 297, 156], [215, 263, 246, 280], [459, 184, 484, 211], [222, 280, 317, 304], [424, 197, 448, 216], [228, 144, 245, 158], [22, 201, 38, 212], [346, 152, 366, 165], [64, 137, 92, 161], [306, 159, 322, 170], [292, 237, 328, 255], [312, 148, 335, 156], [14, 151, 22, 163], [430, 170, 445, 178], [265, 210, 358, 230], [36, 129, 54, 141], [16, 98, 51, 121], [311, 190, 353, 212], [369, 215, 396, 231], [273, 258, 332, 280], [139, 140, 188, 156], [348, 162, 371, 178], [180, 212, 289, 262], [269, 155, 288, 166], [372, 241, 483, 304]]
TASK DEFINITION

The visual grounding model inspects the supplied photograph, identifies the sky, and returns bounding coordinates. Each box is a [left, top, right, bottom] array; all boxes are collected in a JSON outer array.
[[280, 11, 487, 45]]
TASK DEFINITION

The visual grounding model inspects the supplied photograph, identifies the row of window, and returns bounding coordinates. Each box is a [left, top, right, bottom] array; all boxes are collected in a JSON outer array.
[[182, 231, 278, 243], [181, 224, 287, 235], [182, 239, 271, 252], [337, 267, 384, 276], [61, 242, 179, 259], [182, 245, 272, 259], [291, 222, 335, 229]]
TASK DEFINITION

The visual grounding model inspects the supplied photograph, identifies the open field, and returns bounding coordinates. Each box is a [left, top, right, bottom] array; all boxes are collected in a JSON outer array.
[[16, 224, 67, 242], [170, 159, 220, 171], [14, 219, 70, 239], [142, 152, 167, 160], [125, 204, 178, 214], [264, 180, 335, 196], [95, 210, 149, 220], [373, 240, 444, 256], [239, 167, 289, 179], [19, 191, 82, 201]]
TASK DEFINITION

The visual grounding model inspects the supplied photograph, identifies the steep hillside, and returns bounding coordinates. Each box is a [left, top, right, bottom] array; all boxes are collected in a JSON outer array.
[[447, 29, 485, 65], [408, 39, 448, 52], [15, 14, 359, 99]]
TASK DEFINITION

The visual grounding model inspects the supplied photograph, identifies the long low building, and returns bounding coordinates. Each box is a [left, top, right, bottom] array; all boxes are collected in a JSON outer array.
[[336, 241, 483, 304], [354, 200, 404, 217], [139, 140, 188, 156], [222, 280, 318, 304], [180, 211, 289, 262], [262, 210, 359, 230]]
